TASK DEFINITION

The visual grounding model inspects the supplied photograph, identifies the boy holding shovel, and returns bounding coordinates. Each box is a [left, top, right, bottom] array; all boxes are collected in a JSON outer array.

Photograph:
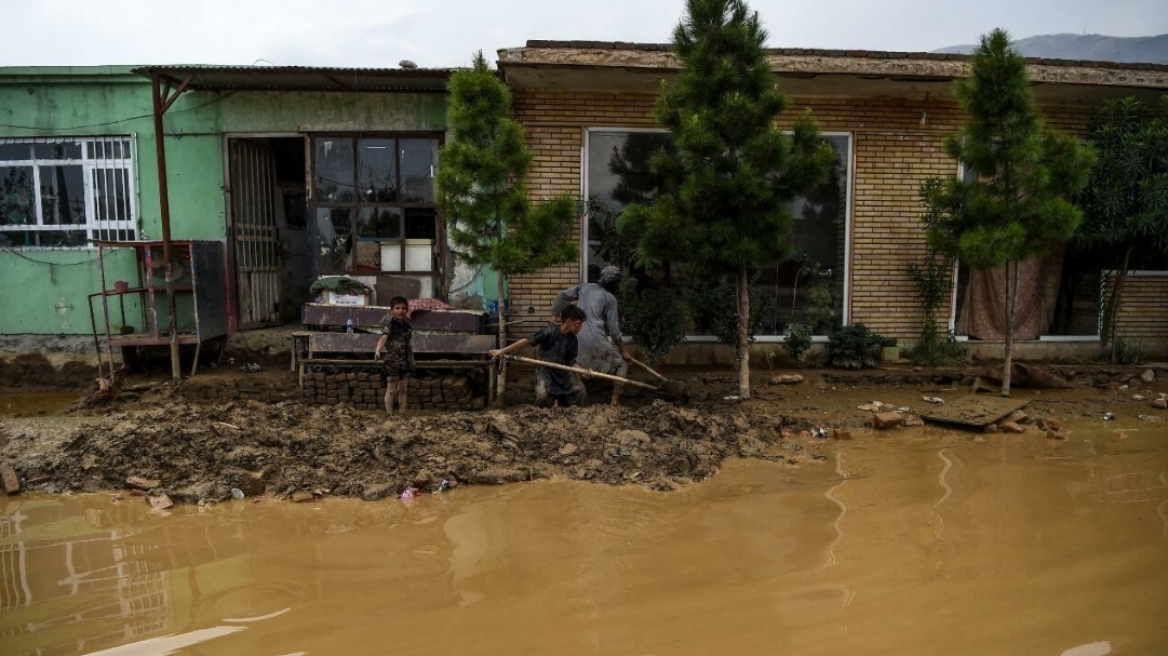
[[490, 306, 589, 408]]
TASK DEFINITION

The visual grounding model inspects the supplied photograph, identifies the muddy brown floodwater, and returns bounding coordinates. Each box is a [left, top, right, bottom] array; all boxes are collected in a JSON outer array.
[[2, 424, 1166, 656]]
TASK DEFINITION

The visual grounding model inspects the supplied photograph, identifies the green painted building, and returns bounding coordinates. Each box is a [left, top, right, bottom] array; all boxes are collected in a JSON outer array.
[[0, 65, 494, 341]]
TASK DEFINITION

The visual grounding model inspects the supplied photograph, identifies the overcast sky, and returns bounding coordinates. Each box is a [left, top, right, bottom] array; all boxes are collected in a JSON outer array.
[[3, 0, 1166, 69]]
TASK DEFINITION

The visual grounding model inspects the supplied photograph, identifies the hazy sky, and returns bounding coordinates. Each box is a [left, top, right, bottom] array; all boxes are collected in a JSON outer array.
[[3, 0, 1166, 69]]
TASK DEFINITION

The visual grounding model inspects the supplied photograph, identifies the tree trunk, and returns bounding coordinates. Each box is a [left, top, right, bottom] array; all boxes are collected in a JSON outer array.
[[1103, 244, 1134, 363], [495, 274, 508, 407], [1001, 260, 1017, 398], [737, 267, 751, 400]]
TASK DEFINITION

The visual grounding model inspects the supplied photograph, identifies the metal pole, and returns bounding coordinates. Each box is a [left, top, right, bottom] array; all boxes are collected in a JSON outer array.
[[151, 74, 182, 381]]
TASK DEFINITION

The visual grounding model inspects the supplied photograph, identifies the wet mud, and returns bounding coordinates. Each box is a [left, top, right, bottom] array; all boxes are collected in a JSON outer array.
[[1, 399, 826, 504], [2, 362, 1165, 506]]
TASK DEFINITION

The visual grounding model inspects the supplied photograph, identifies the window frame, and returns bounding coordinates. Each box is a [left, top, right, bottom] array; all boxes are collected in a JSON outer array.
[[308, 132, 445, 295], [580, 127, 854, 342], [0, 136, 138, 249]]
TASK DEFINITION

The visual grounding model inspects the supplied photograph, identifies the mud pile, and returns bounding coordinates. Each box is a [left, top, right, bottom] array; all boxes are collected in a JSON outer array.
[[5, 400, 825, 504]]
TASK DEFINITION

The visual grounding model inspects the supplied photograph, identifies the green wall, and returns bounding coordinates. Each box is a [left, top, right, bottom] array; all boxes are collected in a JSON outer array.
[[0, 67, 447, 335]]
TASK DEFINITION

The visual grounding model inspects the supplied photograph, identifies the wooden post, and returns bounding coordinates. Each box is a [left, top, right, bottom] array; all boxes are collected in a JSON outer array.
[[151, 74, 182, 381]]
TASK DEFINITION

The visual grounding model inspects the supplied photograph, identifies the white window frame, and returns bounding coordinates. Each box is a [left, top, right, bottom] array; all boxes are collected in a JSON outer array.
[[581, 127, 854, 343], [0, 136, 138, 249]]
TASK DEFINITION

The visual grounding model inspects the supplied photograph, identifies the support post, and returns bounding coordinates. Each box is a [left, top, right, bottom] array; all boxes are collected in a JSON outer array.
[[151, 74, 182, 381]]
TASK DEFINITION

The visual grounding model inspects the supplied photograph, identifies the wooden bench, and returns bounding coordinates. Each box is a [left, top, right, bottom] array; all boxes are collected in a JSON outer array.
[[293, 304, 497, 405]]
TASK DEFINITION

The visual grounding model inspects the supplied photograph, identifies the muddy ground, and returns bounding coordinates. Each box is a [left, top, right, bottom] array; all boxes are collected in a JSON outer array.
[[2, 361, 1166, 505]]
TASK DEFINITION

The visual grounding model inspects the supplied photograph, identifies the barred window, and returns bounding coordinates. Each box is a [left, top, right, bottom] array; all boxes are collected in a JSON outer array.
[[0, 136, 138, 249]]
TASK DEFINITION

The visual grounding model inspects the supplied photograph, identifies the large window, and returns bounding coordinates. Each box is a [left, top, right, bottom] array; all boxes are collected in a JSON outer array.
[[584, 128, 852, 337], [0, 137, 137, 248], [311, 135, 442, 297]]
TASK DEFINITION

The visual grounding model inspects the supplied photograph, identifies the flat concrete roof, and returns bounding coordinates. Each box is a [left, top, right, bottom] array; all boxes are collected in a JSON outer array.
[[498, 41, 1168, 105]]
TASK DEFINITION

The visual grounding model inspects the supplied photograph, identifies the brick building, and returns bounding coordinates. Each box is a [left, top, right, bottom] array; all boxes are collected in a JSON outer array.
[[497, 42, 1168, 361]]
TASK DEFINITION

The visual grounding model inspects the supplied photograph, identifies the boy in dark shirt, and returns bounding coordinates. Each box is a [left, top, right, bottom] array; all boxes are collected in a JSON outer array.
[[490, 305, 588, 408], [374, 296, 414, 414]]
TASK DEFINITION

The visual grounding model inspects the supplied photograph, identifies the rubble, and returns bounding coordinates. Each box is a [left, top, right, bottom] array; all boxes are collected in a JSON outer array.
[[2, 464, 20, 495], [3, 400, 832, 502], [872, 412, 904, 430], [126, 476, 161, 490], [148, 494, 174, 511]]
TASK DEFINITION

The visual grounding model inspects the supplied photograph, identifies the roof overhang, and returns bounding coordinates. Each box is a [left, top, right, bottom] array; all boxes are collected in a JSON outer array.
[[131, 65, 453, 94], [498, 42, 1168, 106]]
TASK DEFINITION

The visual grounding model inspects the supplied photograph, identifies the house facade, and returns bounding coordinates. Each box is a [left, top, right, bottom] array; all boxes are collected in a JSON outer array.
[[0, 65, 496, 345], [3, 48, 1167, 363], [498, 42, 1168, 360]]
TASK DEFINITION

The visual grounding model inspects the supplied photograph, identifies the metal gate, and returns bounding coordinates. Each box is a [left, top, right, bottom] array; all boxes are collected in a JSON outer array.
[[228, 140, 281, 329]]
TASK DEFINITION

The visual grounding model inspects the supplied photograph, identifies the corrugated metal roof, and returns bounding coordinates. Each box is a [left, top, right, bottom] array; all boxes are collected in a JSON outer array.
[[132, 65, 454, 93]]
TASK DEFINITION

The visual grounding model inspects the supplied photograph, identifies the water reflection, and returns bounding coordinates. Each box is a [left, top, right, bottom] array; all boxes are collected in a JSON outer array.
[[1, 427, 1167, 656]]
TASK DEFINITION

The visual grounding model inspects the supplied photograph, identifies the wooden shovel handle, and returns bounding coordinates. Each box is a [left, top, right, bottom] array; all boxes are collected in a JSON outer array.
[[502, 355, 660, 391], [627, 357, 667, 381]]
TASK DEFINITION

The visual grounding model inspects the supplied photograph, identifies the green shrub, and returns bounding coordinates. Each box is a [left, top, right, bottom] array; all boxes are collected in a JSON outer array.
[[783, 324, 813, 365], [827, 323, 896, 369], [1113, 339, 1146, 365], [620, 287, 688, 365], [803, 285, 837, 334], [910, 320, 969, 366], [689, 279, 773, 363]]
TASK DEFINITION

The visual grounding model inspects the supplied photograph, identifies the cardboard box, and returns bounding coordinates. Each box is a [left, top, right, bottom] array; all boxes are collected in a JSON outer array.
[[321, 291, 369, 306]]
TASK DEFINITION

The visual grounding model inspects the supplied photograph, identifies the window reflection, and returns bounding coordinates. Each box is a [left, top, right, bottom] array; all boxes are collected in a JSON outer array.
[[39, 165, 86, 225], [314, 139, 355, 202], [358, 139, 397, 202], [400, 139, 438, 203], [316, 207, 352, 272], [584, 130, 851, 336]]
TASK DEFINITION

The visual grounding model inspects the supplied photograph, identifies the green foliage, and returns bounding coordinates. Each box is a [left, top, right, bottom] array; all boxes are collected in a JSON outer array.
[[621, 0, 835, 274], [783, 324, 813, 364], [907, 247, 962, 366], [437, 52, 578, 277], [620, 0, 834, 397], [1112, 339, 1146, 365], [1077, 95, 1168, 357], [582, 197, 638, 274], [921, 30, 1095, 271], [803, 285, 837, 334], [689, 279, 773, 362], [620, 287, 689, 366], [1078, 95, 1168, 254], [910, 322, 969, 366], [919, 29, 1095, 392], [827, 323, 896, 370]]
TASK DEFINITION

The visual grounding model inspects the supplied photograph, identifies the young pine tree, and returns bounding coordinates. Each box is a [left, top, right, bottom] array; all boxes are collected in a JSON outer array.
[[437, 52, 578, 404], [622, 0, 834, 399], [921, 29, 1094, 396]]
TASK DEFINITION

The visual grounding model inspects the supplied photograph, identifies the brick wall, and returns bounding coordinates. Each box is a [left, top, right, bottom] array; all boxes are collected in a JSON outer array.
[[509, 88, 1165, 346], [1111, 274, 1168, 341]]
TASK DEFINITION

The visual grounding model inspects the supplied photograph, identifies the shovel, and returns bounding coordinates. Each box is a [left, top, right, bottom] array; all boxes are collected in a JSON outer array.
[[627, 357, 688, 396], [501, 355, 661, 391]]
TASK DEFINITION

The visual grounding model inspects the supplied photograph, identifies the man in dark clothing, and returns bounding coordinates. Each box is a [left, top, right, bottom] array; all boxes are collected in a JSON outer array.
[[551, 265, 632, 406], [491, 305, 588, 408]]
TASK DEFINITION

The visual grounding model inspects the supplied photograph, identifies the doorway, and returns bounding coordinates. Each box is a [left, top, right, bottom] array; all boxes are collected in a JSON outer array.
[[226, 136, 309, 329]]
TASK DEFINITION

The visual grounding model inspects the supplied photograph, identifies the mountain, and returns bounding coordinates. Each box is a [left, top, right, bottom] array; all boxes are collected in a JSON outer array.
[[934, 33, 1168, 64]]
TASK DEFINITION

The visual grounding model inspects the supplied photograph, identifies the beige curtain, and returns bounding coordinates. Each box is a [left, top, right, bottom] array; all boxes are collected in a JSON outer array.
[[961, 247, 1064, 341]]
